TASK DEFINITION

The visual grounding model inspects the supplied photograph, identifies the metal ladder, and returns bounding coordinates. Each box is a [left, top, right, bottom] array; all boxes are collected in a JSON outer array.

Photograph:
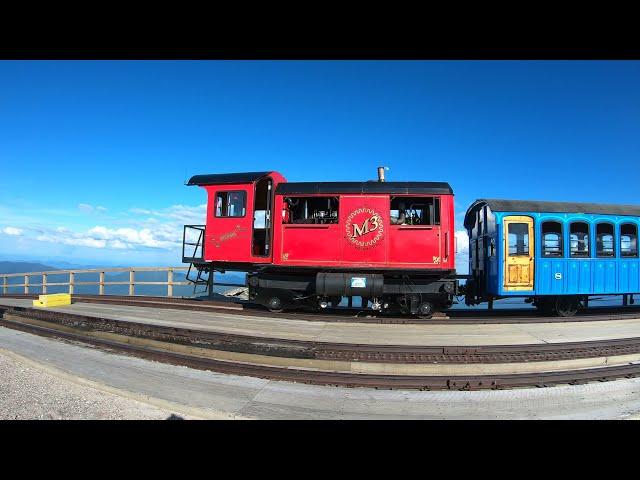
[[186, 263, 213, 296]]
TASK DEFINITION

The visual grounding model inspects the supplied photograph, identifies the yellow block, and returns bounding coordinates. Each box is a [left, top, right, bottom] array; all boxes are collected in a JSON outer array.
[[32, 293, 72, 308]]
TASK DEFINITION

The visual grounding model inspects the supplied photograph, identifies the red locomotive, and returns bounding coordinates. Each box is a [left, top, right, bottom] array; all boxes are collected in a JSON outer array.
[[183, 168, 457, 317]]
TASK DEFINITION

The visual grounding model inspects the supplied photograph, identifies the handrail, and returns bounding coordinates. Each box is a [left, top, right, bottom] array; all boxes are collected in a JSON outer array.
[[0, 266, 192, 297]]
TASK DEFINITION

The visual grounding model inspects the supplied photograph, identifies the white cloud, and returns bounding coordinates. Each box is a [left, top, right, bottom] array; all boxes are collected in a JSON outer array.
[[455, 230, 469, 255], [129, 204, 207, 224], [86, 225, 179, 249], [454, 230, 470, 274], [130, 208, 152, 215], [2, 226, 23, 236], [78, 203, 107, 214], [1, 201, 204, 258], [36, 233, 107, 249]]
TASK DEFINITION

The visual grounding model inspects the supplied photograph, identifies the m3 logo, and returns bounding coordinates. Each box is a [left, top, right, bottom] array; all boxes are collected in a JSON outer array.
[[352, 214, 381, 238], [346, 208, 384, 249]]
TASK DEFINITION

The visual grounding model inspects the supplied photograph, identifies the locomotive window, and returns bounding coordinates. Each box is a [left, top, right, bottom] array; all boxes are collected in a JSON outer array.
[[570, 222, 590, 257], [621, 223, 638, 257], [507, 223, 529, 256], [283, 196, 338, 224], [542, 221, 563, 257], [390, 196, 440, 226], [215, 191, 246, 217], [596, 223, 615, 258]]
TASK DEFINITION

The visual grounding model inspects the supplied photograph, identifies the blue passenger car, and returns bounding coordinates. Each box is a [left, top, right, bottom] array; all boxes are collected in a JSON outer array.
[[463, 199, 640, 316]]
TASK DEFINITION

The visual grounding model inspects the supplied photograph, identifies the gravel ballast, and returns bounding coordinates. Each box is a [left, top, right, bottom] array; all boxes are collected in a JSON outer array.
[[0, 350, 193, 420]]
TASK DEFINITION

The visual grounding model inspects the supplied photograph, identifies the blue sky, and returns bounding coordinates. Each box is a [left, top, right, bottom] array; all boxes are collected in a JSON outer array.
[[0, 60, 639, 268]]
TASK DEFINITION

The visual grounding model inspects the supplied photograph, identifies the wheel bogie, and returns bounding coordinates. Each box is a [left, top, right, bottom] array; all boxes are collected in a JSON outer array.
[[533, 296, 581, 317]]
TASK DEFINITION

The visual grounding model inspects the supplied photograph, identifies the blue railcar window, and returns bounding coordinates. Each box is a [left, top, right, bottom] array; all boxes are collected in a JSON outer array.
[[596, 223, 615, 258], [570, 222, 590, 257], [215, 191, 246, 217], [508, 223, 529, 256], [621, 223, 638, 257], [542, 221, 563, 257]]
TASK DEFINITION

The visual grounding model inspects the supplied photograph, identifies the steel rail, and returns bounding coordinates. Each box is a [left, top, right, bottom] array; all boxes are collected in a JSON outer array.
[[2, 293, 640, 324], [3, 305, 640, 364], [2, 311, 640, 390]]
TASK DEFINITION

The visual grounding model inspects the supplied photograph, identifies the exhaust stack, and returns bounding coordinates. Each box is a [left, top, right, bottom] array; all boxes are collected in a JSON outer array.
[[377, 166, 386, 182]]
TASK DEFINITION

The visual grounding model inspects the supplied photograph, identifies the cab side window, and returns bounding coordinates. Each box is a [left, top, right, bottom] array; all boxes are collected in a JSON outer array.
[[282, 196, 338, 224], [390, 196, 440, 226], [215, 191, 246, 217]]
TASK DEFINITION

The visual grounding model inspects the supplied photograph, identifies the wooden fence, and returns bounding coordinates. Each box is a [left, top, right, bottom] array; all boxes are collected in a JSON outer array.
[[0, 267, 192, 297]]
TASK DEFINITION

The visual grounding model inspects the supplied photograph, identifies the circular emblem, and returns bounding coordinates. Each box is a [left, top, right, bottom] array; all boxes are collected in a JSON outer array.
[[345, 208, 384, 249]]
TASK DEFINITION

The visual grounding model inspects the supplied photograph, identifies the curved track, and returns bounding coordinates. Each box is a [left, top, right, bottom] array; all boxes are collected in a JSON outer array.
[[2, 298, 640, 390], [3, 293, 640, 324]]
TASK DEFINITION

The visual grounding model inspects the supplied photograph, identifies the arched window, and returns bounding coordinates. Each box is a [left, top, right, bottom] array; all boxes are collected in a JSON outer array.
[[542, 221, 563, 257], [596, 223, 615, 258], [570, 222, 590, 258], [621, 223, 638, 258]]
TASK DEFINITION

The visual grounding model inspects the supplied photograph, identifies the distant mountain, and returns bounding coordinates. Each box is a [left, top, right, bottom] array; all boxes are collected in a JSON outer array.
[[46, 261, 123, 270], [0, 261, 58, 274]]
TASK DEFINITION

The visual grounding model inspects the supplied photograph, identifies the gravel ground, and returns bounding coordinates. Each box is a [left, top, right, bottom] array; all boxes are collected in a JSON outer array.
[[0, 350, 193, 420]]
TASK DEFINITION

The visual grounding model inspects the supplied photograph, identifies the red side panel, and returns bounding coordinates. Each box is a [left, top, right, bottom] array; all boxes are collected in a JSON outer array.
[[203, 183, 255, 263], [279, 224, 342, 263], [387, 195, 454, 268], [272, 193, 456, 271], [339, 195, 388, 265]]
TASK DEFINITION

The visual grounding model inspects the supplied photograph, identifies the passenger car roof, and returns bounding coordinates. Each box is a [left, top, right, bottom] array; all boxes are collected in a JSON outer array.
[[187, 172, 272, 186], [276, 182, 453, 195], [464, 199, 640, 229]]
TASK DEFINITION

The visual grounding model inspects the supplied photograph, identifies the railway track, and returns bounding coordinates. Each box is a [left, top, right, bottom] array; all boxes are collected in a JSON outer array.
[[2, 293, 640, 324], [2, 302, 640, 390]]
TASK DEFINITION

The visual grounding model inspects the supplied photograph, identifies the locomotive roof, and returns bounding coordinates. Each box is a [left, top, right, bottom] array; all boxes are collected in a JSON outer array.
[[465, 199, 640, 228], [187, 171, 272, 186], [276, 181, 453, 195]]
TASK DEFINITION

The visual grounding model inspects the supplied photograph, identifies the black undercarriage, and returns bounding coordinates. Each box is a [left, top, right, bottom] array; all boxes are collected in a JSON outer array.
[[188, 262, 458, 318], [249, 271, 457, 317]]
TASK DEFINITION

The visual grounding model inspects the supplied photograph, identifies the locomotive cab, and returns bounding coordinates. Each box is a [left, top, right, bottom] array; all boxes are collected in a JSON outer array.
[[182, 171, 286, 269]]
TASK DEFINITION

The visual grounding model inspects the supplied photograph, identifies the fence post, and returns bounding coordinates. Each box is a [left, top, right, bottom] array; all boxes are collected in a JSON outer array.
[[167, 269, 173, 297], [99, 272, 105, 295], [129, 270, 135, 296], [42, 273, 47, 294], [69, 272, 74, 294], [24, 275, 29, 294]]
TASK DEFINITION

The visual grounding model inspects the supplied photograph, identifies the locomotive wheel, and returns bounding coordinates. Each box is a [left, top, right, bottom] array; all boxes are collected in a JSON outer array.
[[416, 301, 434, 319], [267, 296, 284, 313], [554, 296, 580, 317]]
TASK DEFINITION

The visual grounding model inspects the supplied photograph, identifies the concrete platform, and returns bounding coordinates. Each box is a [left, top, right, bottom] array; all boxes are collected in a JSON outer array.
[[2, 326, 640, 419], [2, 298, 640, 347]]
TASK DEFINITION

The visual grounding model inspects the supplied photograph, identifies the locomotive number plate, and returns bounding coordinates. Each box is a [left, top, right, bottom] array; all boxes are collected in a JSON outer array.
[[350, 277, 367, 288]]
